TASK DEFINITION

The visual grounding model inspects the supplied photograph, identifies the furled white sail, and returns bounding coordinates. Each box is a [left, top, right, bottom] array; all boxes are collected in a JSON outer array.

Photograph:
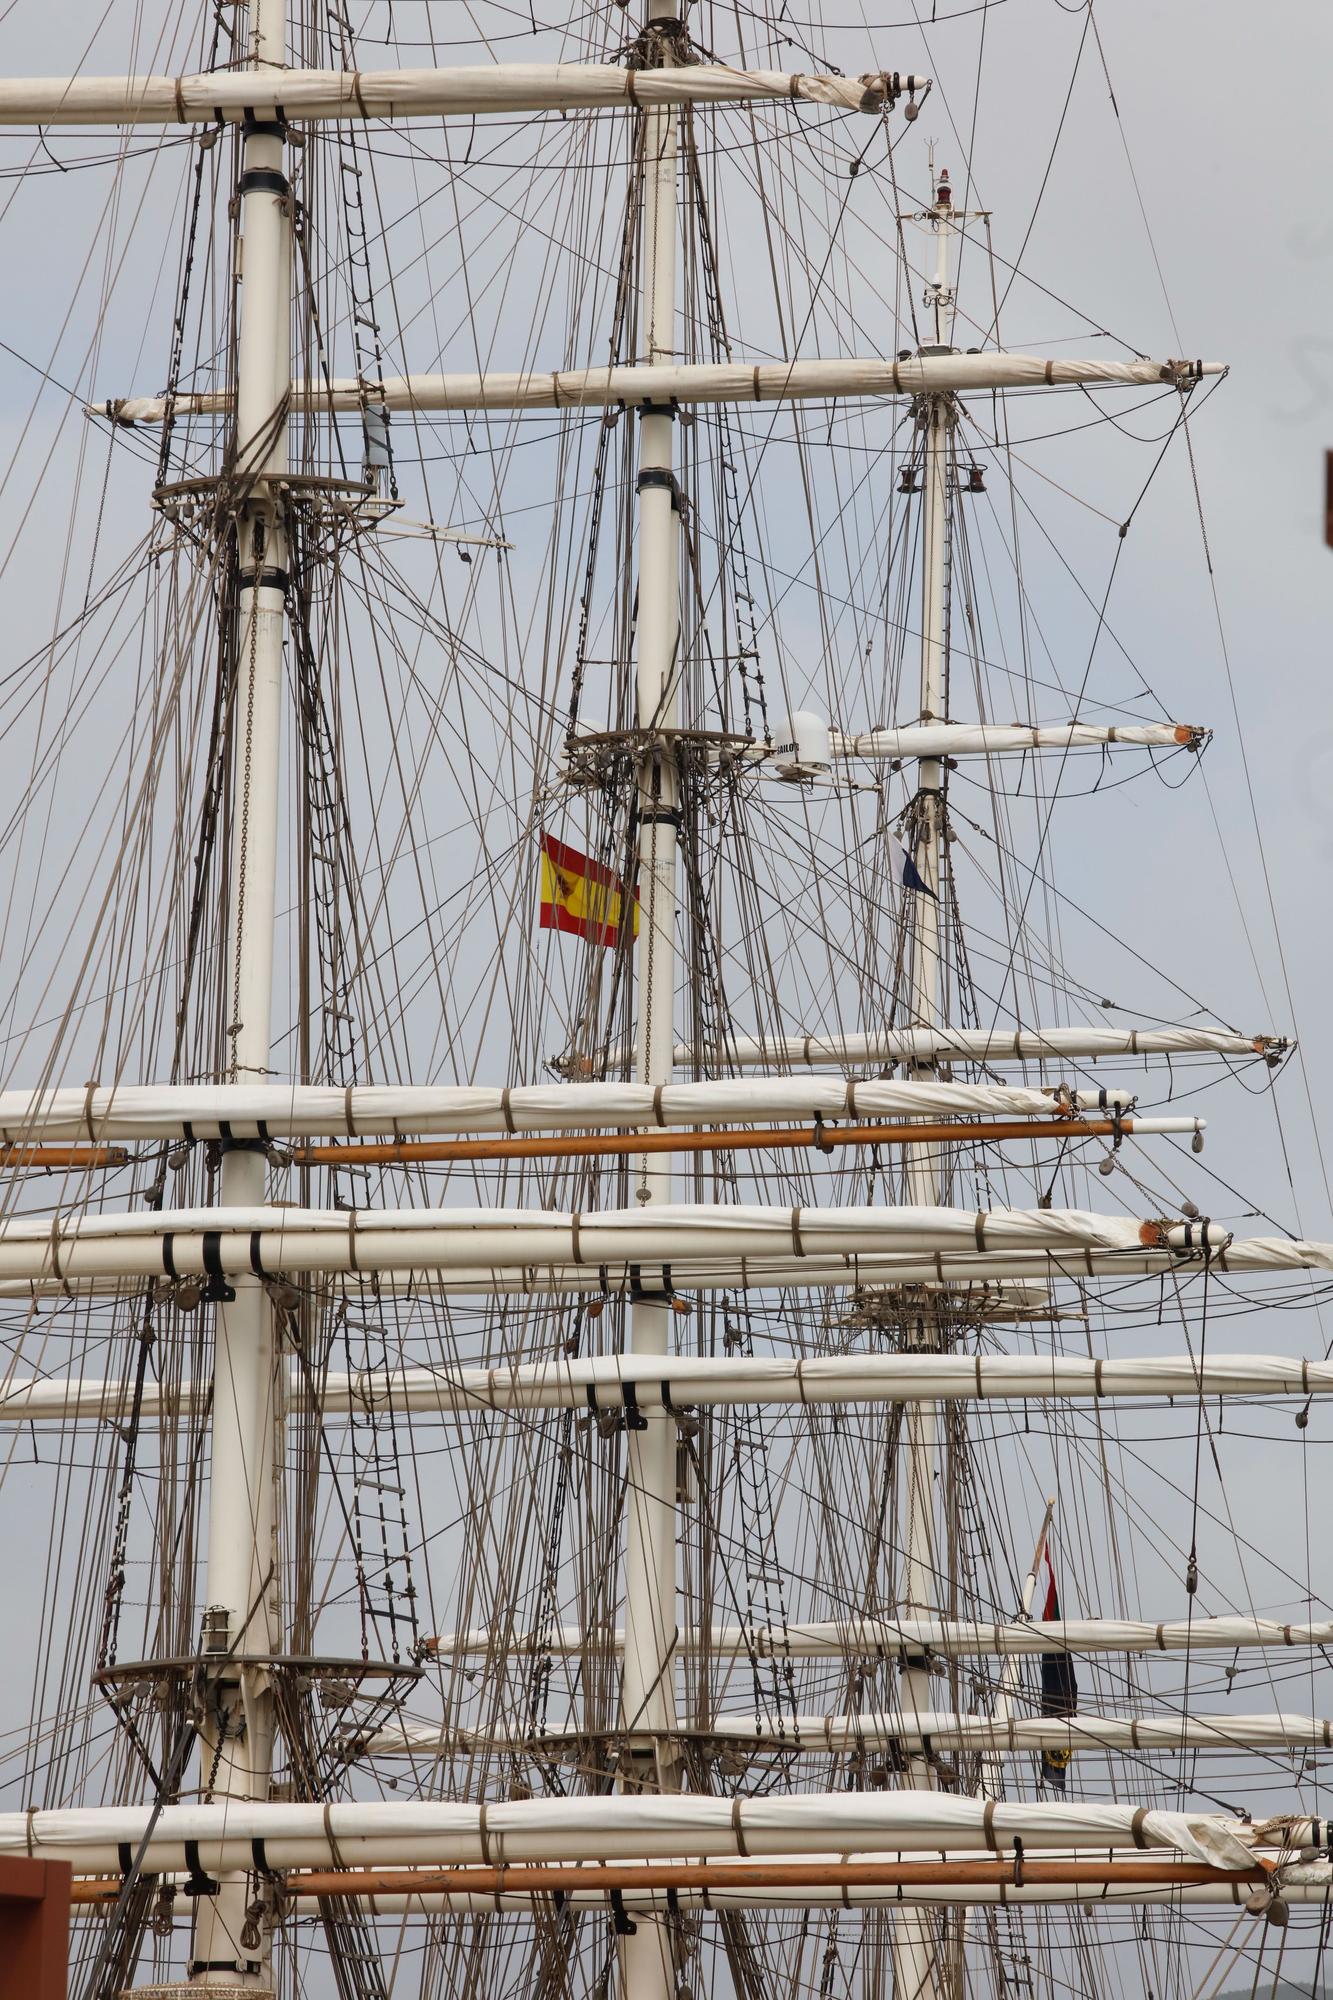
[[0, 64, 926, 128], [0, 1202, 1223, 1285], [5, 1234, 1325, 1300], [425, 1617, 1333, 1659], [0, 1795, 1275, 1873], [357, 1711, 1333, 1757], [98, 353, 1223, 426], [0, 1076, 1139, 1143], [6, 1352, 1329, 1424], [831, 722, 1207, 759], [698, 1026, 1284, 1068]]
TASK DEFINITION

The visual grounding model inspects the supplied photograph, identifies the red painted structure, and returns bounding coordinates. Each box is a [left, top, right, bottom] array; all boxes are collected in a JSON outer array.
[[0, 1858, 71, 1998]]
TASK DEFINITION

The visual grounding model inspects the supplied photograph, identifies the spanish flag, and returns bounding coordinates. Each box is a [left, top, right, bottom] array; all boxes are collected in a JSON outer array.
[[539, 833, 639, 948]]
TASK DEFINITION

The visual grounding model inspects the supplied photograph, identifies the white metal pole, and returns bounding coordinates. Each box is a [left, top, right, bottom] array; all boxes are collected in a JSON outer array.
[[893, 170, 958, 2000], [191, 0, 290, 1985], [621, 17, 683, 2000]]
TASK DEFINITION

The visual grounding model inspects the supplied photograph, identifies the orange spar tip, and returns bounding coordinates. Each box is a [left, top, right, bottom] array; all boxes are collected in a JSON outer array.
[[0, 1144, 128, 1171]]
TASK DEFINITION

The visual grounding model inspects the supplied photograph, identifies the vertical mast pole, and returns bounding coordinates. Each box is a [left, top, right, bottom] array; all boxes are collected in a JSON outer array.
[[191, 0, 290, 1985], [620, 11, 681, 1999], [893, 169, 957, 2000]]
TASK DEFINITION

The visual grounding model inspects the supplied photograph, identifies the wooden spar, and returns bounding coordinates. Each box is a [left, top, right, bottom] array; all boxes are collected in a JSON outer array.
[[0, 1146, 128, 1170], [289, 1116, 1182, 1168], [67, 1859, 1271, 1906], [286, 1861, 1274, 1894], [0, 1117, 1188, 1175], [0, 1116, 1192, 1172]]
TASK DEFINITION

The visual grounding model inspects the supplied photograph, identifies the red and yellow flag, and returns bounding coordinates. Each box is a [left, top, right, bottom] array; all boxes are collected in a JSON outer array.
[[539, 834, 639, 948]]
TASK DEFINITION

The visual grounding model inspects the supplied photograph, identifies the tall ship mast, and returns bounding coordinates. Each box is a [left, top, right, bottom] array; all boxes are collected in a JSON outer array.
[[0, 4, 1326, 1998]]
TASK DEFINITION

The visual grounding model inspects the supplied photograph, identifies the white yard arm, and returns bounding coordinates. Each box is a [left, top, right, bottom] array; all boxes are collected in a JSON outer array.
[[7, 1352, 1333, 1425], [0, 64, 923, 127], [425, 1616, 1333, 1660], [0, 1795, 1278, 1873], [695, 1025, 1285, 1068], [97, 353, 1222, 426], [357, 1711, 1333, 1758], [831, 721, 1207, 760], [0, 1076, 1140, 1143], [0, 1203, 1221, 1285], [1, 1235, 1326, 1301]]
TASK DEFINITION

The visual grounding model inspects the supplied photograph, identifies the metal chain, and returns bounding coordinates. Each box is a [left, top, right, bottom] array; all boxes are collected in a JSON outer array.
[[98, 1303, 157, 1670]]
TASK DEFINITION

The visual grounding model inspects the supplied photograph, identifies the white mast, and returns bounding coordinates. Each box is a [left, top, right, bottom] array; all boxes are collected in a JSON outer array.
[[893, 165, 960, 2000], [621, 13, 682, 1999], [190, 0, 290, 1985]]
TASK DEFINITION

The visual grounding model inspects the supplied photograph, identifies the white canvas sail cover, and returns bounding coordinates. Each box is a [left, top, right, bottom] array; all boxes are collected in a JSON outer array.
[[0, 1076, 1138, 1144], [0, 1202, 1225, 1285], [0, 64, 926, 128], [700, 1025, 1283, 1068], [3, 1234, 1326, 1300], [0, 1795, 1276, 1873], [5, 1351, 1330, 1424], [426, 1615, 1333, 1660], [831, 722, 1207, 759], [100, 353, 1224, 426], [359, 1711, 1333, 1757]]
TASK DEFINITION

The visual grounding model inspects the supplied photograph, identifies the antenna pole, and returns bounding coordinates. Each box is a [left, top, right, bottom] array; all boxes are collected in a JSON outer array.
[[894, 166, 959, 2000], [191, 0, 290, 1985], [621, 12, 683, 1999]]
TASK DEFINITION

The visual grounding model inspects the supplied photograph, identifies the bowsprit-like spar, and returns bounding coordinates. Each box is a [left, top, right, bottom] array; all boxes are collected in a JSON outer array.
[[0, 1, 1323, 1998]]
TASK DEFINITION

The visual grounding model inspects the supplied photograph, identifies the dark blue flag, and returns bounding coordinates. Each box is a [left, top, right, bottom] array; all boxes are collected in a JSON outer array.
[[1040, 1552, 1077, 1791]]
